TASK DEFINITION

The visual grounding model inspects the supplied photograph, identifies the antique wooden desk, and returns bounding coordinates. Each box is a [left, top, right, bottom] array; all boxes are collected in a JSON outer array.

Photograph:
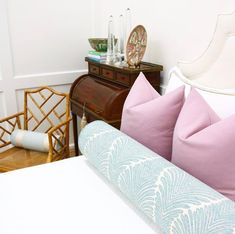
[[70, 57, 163, 155]]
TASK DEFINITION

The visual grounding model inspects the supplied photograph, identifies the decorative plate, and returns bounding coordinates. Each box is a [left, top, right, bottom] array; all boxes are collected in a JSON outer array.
[[126, 25, 147, 68]]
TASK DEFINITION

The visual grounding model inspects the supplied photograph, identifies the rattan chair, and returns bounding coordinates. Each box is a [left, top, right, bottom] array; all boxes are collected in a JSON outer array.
[[0, 86, 71, 172]]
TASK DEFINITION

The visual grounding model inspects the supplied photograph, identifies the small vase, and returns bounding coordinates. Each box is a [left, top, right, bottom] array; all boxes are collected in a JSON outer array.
[[124, 8, 132, 64], [115, 14, 125, 65], [106, 15, 115, 64]]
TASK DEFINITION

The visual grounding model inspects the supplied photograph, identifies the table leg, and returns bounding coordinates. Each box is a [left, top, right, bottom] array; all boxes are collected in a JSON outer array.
[[72, 113, 79, 156]]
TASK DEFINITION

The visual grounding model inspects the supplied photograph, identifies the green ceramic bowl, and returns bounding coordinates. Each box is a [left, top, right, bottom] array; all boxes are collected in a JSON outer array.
[[88, 38, 108, 52]]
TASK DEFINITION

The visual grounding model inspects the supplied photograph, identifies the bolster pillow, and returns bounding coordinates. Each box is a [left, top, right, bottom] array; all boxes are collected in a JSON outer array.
[[11, 129, 50, 152], [79, 121, 235, 234]]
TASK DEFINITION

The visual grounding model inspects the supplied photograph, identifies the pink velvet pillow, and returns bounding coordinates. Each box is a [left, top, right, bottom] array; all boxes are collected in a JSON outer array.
[[172, 88, 235, 201], [121, 72, 185, 160]]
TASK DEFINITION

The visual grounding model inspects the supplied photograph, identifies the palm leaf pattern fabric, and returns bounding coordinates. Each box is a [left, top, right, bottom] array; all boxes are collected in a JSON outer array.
[[79, 121, 235, 234]]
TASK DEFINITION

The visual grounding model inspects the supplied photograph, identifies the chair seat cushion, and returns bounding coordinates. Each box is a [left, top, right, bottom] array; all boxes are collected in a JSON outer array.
[[0, 147, 49, 172]]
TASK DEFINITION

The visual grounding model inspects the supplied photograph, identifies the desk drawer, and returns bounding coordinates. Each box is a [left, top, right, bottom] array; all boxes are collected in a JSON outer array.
[[116, 73, 130, 86], [89, 64, 100, 75], [101, 68, 114, 80]]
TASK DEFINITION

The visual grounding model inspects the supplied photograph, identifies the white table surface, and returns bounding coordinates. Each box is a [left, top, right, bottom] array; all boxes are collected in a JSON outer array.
[[0, 156, 161, 234]]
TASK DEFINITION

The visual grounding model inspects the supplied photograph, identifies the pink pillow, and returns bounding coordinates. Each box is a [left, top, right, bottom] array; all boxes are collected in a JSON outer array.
[[172, 88, 235, 201], [121, 72, 185, 160]]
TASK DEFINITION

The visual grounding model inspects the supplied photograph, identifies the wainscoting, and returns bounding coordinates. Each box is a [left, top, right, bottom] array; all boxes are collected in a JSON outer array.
[[0, 0, 96, 147]]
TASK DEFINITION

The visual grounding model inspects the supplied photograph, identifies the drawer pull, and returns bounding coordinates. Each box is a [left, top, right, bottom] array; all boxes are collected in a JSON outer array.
[[116, 73, 129, 85], [102, 69, 114, 80], [90, 65, 99, 75]]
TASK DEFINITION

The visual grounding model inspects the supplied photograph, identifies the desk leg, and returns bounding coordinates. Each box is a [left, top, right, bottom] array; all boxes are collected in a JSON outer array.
[[72, 113, 79, 156]]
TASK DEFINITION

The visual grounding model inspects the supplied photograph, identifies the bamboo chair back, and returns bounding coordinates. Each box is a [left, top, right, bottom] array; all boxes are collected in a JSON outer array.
[[24, 87, 70, 134], [0, 113, 24, 149]]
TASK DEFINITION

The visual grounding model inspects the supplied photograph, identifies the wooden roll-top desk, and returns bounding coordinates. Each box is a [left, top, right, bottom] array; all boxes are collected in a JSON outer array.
[[70, 57, 163, 155]]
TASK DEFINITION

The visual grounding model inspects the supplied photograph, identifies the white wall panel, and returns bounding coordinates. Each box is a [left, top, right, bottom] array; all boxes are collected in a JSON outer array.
[[0, 66, 3, 81], [0, 92, 6, 117], [7, 0, 93, 76], [0, 92, 8, 153], [0, 0, 93, 118]]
